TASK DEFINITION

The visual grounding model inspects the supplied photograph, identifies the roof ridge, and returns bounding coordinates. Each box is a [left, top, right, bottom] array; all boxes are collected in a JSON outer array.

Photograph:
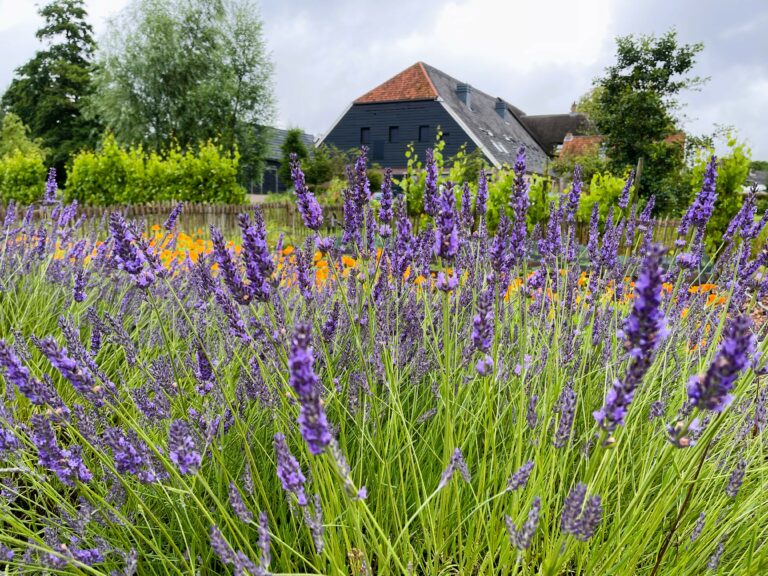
[[354, 62, 438, 104]]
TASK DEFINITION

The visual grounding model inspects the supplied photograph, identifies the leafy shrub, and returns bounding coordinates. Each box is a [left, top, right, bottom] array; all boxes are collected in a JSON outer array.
[[0, 150, 47, 204], [576, 171, 631, 223], [0, 113, 47, 204], [65, 134, 245, 205]]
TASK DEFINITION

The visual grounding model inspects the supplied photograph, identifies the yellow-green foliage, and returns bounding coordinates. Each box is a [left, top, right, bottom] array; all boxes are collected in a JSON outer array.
[[65, 134, 246, 205], [486, 170, 550, 232], [577, 172, 631, 223], [0, 113, 47, 204], [0, 150, 47, 204]]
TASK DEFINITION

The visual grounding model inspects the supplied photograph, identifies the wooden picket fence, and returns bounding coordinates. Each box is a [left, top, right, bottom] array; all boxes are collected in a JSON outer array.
[[75, 201, 345, 239], [574, 216, 681, 247], [1, 200, 684, 248]]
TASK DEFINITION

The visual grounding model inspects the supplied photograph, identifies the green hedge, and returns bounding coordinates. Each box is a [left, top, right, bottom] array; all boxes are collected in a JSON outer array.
[[0, 150, 47, 204], [65, 134, 246, 205]]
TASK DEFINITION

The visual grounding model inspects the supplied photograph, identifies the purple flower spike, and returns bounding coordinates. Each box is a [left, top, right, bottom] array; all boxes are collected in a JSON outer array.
[[273, 433, 308, 506], [618, 169, 635, 210], [438, 448, 471, 489], [436, 270, 459, 292], [509, 146, 530, 261], [109, 213, 155, 289], [168, 420, 201, 475], [561, 482, 602, 541], [238, 210, 274, 303], [566, 165, 583, 223], [378, 168, 394, 237], [163, 202, 184, 231], [0, 340, 53, 405], [475, 354, 494, 376], [211, 225, 250, 305], [507, 460, 534, 491], [472, 288, 494, 353], [31, 415, 92, 486], [506, 497, 541, 550], [424, 148, 439, 216], [229, 482, 254, 523], [681, 155, 718, 236], [289, 323, 332, 455], [688, 314, 754, 412], [475, 169, 488, 225], [38, 336, 104, 406], [434, 182, 459, 260], [43, 168, 58, 204], [290, 153, 323, 231], [594, 246, 667, 433]]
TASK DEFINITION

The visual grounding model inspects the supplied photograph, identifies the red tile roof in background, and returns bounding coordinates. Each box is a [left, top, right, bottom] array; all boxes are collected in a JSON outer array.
[[354, 62, 439, 104], [560, 135, 603, 157], [560, 132, 685, 157]]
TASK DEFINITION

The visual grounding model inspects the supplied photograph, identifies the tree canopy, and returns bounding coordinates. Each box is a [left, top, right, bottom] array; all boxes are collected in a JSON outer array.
[[89, 0, 274, 183], [590, 30, 705, 213], [1, 0, 100, 184]]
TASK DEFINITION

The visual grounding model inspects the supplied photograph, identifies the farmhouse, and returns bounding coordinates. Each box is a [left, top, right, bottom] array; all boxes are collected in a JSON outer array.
[[319, 62, 590, 174]]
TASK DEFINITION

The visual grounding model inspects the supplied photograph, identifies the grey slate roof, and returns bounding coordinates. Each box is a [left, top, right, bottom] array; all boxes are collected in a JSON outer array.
[[519, 113, 592, 155], [262, 127, 315, 162], [421, 63, 549, 173]]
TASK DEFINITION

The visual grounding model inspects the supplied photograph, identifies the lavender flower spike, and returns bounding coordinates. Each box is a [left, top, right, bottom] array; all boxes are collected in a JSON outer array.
[[507, 460, 534, 491], [163, 202, 184, 231], [289, 323, 332, 455], [31, 414, 92, 486], [682, 155, 718, 233], [618, 169, 635, 210], [471, 288, 494, 353], [566, 165, 583, 222], [424, 148, 439, 216], [594, 245, 667, 433], [438, 448, 471, 489], [561, 482, 602, 541], [434, 182, 459, 260], [229, 481, 254, 523], [273, 433, 308, 506], [43, 167, 58, 204], [0, 340, 51, 405], [506, 497, 541, 550], [378, 168, 394, 237], [168, 420, 201, 475], [688, 314, 754, 412], [37, 336, 104, 406], [290, 153, 323, 231]]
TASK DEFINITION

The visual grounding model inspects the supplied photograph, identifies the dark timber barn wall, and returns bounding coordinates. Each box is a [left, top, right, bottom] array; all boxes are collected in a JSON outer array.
[[323, 100, 480, 168]]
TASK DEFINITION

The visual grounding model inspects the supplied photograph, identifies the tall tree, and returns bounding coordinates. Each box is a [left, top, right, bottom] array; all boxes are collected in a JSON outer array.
[[90, 0, 274, 183], [591, 30, 704, 213], [1, 0, 100, 184]]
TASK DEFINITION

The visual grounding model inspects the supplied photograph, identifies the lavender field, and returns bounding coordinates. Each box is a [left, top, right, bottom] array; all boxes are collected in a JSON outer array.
[[0, 149, 766, 575]]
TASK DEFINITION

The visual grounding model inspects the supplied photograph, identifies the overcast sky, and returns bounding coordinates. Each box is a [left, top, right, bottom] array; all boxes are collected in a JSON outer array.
[[1, 0, 766, 158]]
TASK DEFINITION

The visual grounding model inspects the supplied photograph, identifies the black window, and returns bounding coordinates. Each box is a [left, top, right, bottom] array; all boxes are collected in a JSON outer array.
[[389, 126, 399, 143], [418, 125, 430, 142], [360, 127, 370, 145]]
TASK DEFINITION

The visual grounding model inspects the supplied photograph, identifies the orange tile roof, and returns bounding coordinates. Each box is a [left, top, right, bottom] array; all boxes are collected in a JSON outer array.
[[354, 62, 439, 104], [560, 135, 603, 157]]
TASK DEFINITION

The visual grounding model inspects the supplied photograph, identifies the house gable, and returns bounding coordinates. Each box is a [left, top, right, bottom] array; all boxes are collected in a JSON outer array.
[[322, 99, 475, 169]]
